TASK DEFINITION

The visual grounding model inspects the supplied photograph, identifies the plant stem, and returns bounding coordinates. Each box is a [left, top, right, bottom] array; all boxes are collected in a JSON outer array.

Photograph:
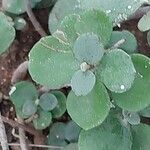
[[24, 0, 47, 37]]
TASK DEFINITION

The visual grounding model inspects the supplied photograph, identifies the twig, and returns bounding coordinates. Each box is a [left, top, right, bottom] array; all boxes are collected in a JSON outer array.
[[24, 0, 47, 37], [17, 116, 28, 150], [1, 115, 39, 136], [1, 143, 63, 149], [11, 61, 29, 84], [0, 113, 9, 150]]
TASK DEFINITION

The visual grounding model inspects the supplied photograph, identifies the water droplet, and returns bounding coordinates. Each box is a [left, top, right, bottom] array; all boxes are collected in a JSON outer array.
[[128, 5, 132, 9], [120, 85, 125, 90], [145, 65, 148, 68]]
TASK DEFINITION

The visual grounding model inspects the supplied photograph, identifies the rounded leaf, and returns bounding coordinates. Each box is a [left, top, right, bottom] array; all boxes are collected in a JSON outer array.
[[132, 124, 150, 150], [65, 120, 81, 142], [14, 17, 26, 30], [67, 81, 110, 130], [79, 0, 142, 25], [51, 91, 67, 118], [39, 93, 58, 111], [22, 100, 37, 117], [33, 108, 52, 130], [29, 36, 79, 88], [73, 33, 104, 64], [78, 114, 132, 150], [139, 105, 150, 118], [108, 30, 137, 54], [0, 12, 15, 55], [62, 143, 78, 150], [9, 81, 38, 108], [48, 0, 82, 33], [48, 122, 67, 147], [98, 49, 136, 93], [71, 70, 96, 96], [75, 10, 112, 46], [112, 54, 150, 111], [138, 11, 150, 32]]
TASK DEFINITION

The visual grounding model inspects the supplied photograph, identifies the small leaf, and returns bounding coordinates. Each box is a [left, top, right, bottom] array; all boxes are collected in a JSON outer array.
[[79, 0, 142, 25], [39, 93, 58, 111], [112, 54, 150, 111], [131, 124, 150, 150], [138, 11, 150, 32], [75, 10, 112, 46], [0, 12, 15, 55], [122, 111, 140, 125], [67, 81, 110, 130], [73, 33, 104, 64], [108, 30, 137, 54], [62, 143, 78, 150], [65, 120, 81, 142], [33, 108, 52, 130], [78, 113, 132, 150], [29, 36, 79, 88], [48, 122, 67, 147], [71, 70, 96, 96], [48, 0, 82, 33], [51, 91, 67, 118], [14, 17, 26, 30], [10, 81, 38, 108], [22, 100, 37, 117], [98, 49, 136, 93], [139, 105, 150, 118]]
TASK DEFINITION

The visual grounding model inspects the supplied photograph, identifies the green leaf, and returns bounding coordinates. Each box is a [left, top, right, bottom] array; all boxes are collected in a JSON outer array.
[[122, 111, 140, 125], [48, 122, 67, 147], [39, 93, 58, 111], [2, 0, 40, 14], [33, 108, 52, 130], [98, 49, 136, 93], [147, 30, 150, 46], [48, 0, 82, 33], [0, 12, 15, 55], [62, 143, 78, 150], [73, 33, 104, 64], [107, 30, 137, 54], [67, 80, 110, 130], [35, 0, 56, 9], [9, 81, 38, 108], [131, 124, 150, 150], [75, 10, 112, 46], [139, 105, 150, 118], [59, 14, 79, 46], [71, 70, 96, 96], [16, 108, 31, 119], [14, 17, 26, 30], [22, 100, 37, 116], [79, 0, 142, 25], [29, 36, 79, 88], [65, 120, 81, 142], [78, 113, 132, 150], [112, 54, 150, 111], [138, 11, 150, 32], [51, 91, 67, 118]]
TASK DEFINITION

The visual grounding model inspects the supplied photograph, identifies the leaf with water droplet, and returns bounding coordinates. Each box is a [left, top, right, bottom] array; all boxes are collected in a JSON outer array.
[[48, 122, 67, 147], [0, 12, 15, 55], [29, 36, 79, 88], [78, 112, 132, 150], [73, 33, 104, 65], [71, 70, 96, 96], [51, 91, 67, 118], [48, 0, 82, 33], [97, 49, 136, 93], [39, 93, 58, 111], [107, 30, 137, 54], [75, 10, 112, 46], [79, 0, 142, 25], [112, 54, 150, 111], [138, 11, 150, 32], [33, 108, 52, 130], [132, 124, 150, 150], [67, 81, 110, 130]]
